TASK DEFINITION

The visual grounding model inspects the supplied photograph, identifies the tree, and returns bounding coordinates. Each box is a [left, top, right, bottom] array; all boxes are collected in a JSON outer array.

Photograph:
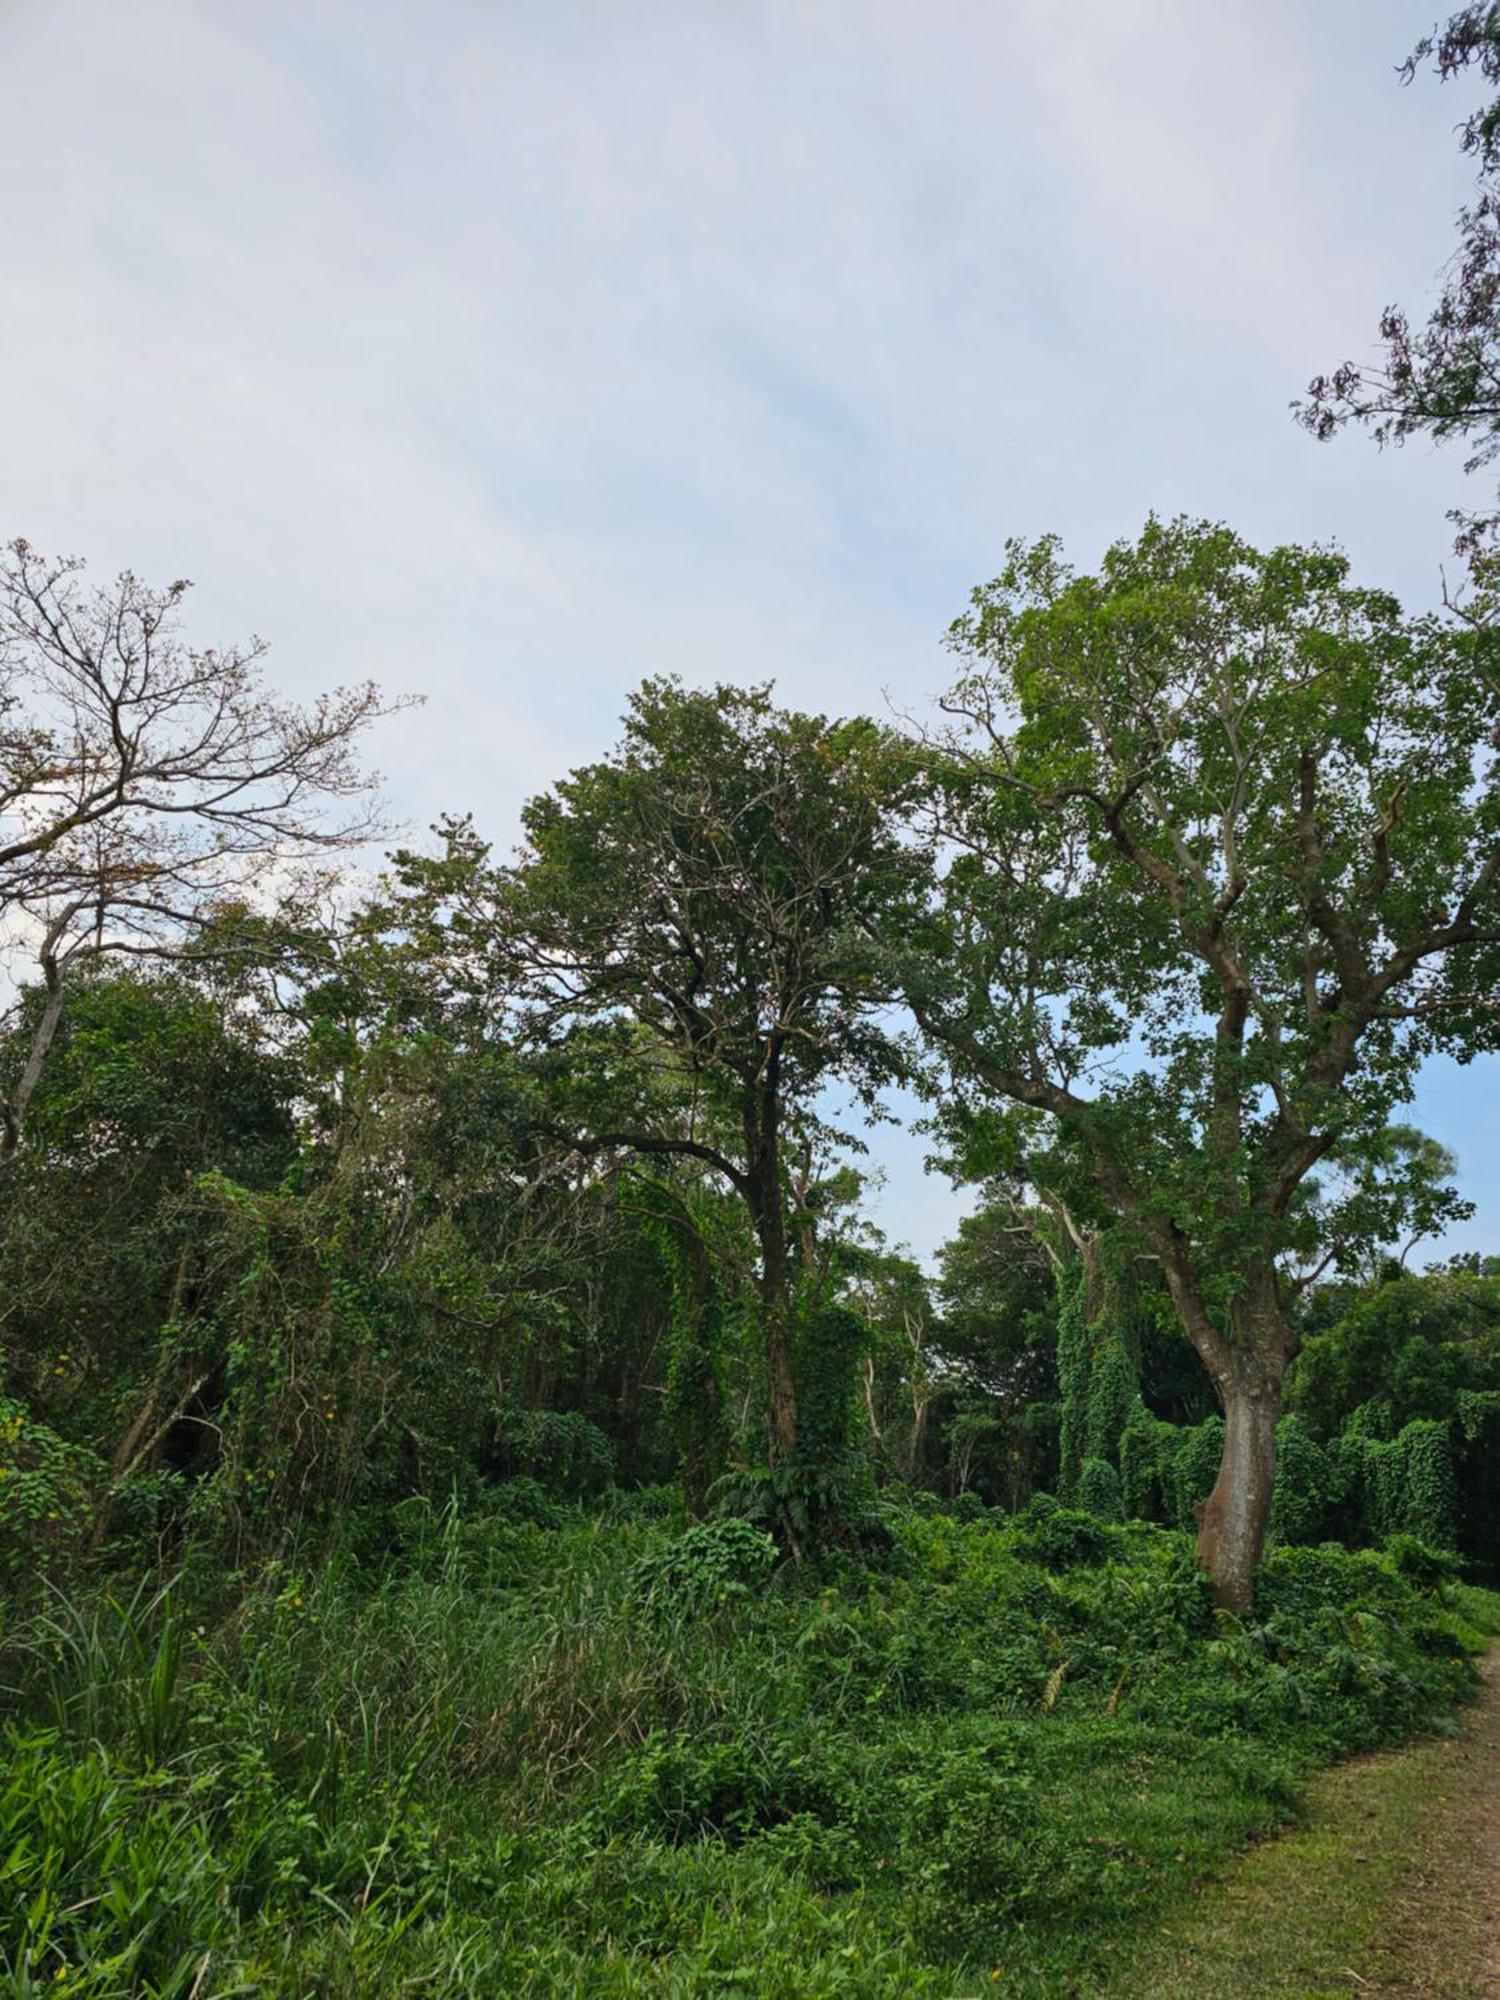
[[931, 1202, 1060, 1505], [0, 540, 396, 1166], [0, 968, 299, 1446], [1298, 9, 1500, 548], [913, 517, 1500, 1608], [1289, 1265, 1500, 1438], [468, 678, 923, 1474], [842, 1245, 942, 1484], [1293, 1122, 1470, 1286]]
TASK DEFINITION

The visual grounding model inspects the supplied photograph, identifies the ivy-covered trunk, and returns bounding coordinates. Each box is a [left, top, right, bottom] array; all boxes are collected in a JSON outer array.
[[750, 1184, 798, 1462], [747, 1098, 799, 1465]]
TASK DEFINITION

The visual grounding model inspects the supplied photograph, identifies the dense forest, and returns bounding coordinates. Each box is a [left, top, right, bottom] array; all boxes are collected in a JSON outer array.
[[6, 9, 1500, 1998]]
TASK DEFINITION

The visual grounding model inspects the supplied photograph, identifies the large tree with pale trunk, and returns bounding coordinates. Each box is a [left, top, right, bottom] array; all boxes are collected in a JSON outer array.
[[911, 517, 1500, 1610]]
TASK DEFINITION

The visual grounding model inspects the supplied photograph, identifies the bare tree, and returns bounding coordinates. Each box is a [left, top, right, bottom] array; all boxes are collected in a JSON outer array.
[[0, 539, 404, 1166]]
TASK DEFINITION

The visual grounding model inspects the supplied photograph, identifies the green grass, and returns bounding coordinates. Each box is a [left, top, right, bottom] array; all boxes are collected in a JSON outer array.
[[1, 1501, 1494, 1997], [1100, 1738, 1454, 1997]]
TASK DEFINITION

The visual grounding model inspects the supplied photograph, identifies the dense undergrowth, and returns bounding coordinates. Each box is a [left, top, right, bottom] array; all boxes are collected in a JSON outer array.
[[2, 1496, 1496, 1999]]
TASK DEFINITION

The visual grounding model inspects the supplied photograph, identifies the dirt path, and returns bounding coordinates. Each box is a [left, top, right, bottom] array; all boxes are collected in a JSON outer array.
[[1103, 1653, 1500, 1998], [1362, 1652, 1500, 1997]]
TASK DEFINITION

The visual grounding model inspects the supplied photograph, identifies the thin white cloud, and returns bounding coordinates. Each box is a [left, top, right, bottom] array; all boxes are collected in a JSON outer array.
[[0, 0, 1493, 1255]]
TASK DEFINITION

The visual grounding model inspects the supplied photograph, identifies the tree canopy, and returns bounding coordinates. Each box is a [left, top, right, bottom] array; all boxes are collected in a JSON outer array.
[[911, 516, 1500, 1604]]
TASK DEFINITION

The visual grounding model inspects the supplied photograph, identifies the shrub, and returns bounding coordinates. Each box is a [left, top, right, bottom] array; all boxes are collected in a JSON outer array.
[[1383, 1532, 1465, 1590], [894, 1733, 1075, 1952], [484, 1477, 568, 1527], [0, 1497, 1493, 1997], [1165, 1417, 1225, 1531], [595, 1725, 850, 1844], [499, 1408, 616, 1500], [0, 1397, 101, 1586], [1077, 1456, 1124, 1522], [1009, 1504, 1125, 1569], [1341, 1417, 1462, 1550], [629, 1516, 777, 1616]]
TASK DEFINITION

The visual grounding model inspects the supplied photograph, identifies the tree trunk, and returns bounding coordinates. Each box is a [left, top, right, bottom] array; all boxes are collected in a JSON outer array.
[[745, 1104, 798, 1465], [0, 954, 65, 1171], [1196, 1272, 1292, 1612], [759, 1216, 799, 1462], [1197, 1361, 1281, 1612]]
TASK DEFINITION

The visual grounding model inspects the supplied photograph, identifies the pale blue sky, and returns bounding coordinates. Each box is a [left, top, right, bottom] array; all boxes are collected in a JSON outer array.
[[2, 0, 1495, 1263]]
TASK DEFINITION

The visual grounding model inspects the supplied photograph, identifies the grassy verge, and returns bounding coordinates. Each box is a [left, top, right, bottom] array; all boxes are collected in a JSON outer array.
[[1102, 1586, 1500, 1999], [1099, 1727, 1461, 1996]]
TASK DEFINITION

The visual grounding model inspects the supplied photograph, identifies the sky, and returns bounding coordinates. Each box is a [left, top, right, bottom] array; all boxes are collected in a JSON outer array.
[[2, 0, 1497, 1265]]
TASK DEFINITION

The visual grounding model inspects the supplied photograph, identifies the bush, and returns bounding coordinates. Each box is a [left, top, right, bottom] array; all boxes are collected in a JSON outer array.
[[0, 1499, 1492, 1998], [1253, 1540, 1413, 1620], [0, 1397, 101, 1587], [894, 1731, 1082, 1951], [629, 1515, 778, 1616], [1383, 1532, 1465, 1591], [1077, 1456, 1124, 1522], [499, 1408, 616, 1500], [1269, 1414, 1339, 1545], [1340, 1417, 1462, 1550], [596, 1725, 850, 1844], [1009, 1504, 1126, 1570]]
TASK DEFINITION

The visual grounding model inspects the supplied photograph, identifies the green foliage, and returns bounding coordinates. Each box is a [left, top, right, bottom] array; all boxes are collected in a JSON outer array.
[[924, 517, 1500, 1601], [0, 1727, 219, 1998], [1169, 1419, 1227, 1532], [794, 1303, 867, 1470], [1339, 1417, 1462, 1551], [0, 541, 1492, 1996], [1299, 6, 1500, 548], [1268, 1415, 1339, 1547], [1291, 1271, 1500, 1573], [926, 1201, 1060, 1506], [629, 1517, 778, 1618], [1382, 1532, 1466, 1591], [1120, 1404, 1171, 1520], [1054, 1268, 1089, 1501], [663, 1284, 730, 1516], [1, 1504, 1488, 1998], [1289, 1271, 1500, 1437], [1076, 1456, 1124, 1522], [500, 1407, 617, 1500], [0, 1398, 101, 1584], [1392, 1420, 1461, 1549], [709, 1301, 884, 1554], [1009, 1501, 1125, 1569], [1115, 1409, 1225, 1534], [477, 677, 926, 1494], [1051, 1253, 1143, 1509], [1084, 1334, 1137, 1465]]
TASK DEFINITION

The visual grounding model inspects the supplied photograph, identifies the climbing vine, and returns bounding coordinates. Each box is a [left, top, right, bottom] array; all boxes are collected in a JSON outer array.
[[626, 1176, 731, 1514]]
